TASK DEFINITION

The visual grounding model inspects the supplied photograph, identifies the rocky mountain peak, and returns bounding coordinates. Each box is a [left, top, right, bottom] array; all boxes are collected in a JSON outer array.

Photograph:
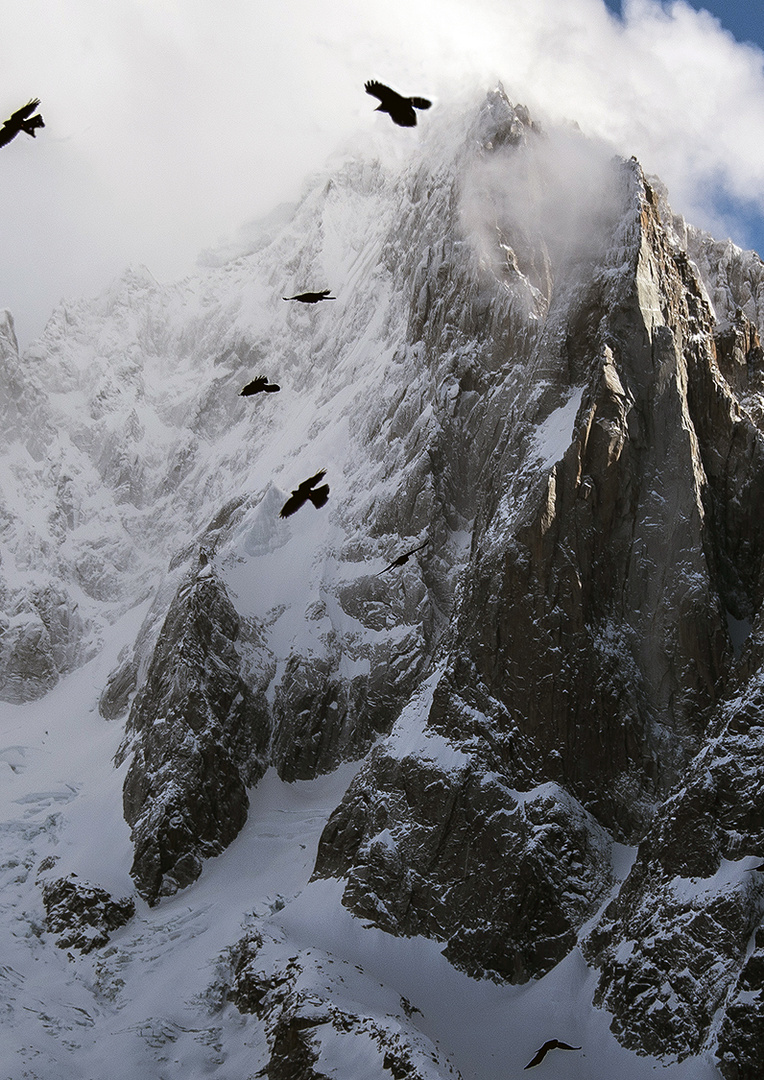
[[4, 90, 764, 1078]]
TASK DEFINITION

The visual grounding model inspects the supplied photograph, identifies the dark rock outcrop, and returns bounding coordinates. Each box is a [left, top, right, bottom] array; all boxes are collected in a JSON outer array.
[[121, 565, 272, 904], [41, 875, 135, 953]]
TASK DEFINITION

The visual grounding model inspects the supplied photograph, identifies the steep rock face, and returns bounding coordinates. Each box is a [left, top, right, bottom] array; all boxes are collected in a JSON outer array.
[[565, 212, 764, 1072], [309, 101, 764, 1047], [314, 668, 615, 982], [0, 313, 92, 701], [115, 93, 546, 889], [583, 650, 764, 1073], [451, 172, 735, 837], [121, 561, 272, 903]]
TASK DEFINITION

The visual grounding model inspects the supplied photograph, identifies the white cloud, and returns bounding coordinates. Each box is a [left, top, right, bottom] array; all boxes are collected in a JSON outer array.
[[1, 0, 763, 343]]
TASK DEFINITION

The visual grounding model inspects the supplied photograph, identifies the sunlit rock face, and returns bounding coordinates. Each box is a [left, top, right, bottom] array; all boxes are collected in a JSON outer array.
[[5, 86, 764, 1074], [309, 120, 764, 1000]]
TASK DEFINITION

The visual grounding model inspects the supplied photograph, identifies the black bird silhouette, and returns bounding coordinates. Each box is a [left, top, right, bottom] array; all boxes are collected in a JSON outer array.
[[279, 470, 330, 519], [240, 375, 280, 396], [364, 81, 432, 127], [0, 99, 45, 148], [524, 1040, 582, 1069], [377, 539, 429, 575], [282, 290, 336, 303]]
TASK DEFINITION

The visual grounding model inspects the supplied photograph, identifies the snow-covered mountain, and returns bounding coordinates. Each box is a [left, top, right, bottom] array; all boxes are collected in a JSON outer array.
[[2, 86, 764, 1079]]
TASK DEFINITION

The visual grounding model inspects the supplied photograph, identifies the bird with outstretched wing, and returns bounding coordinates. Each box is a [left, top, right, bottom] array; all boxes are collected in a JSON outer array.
[[0, 99, 45, 148], [524, 1040, 582, 1069], [240, 375, 280, 396], [377, 538, 429, 575], [279, 470, 330, 519], [282, 289, 336, 303], [365, 81, 431, 127]]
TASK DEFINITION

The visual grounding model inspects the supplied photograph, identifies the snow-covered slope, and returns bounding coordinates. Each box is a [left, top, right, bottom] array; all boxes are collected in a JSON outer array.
[[3, 86, 764, 1078]]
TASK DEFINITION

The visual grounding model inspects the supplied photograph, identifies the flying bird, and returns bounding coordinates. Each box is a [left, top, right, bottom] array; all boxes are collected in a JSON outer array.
[[524, 1040, 582, 1070], [364, 81, 432, 127], [282, 290, 336, 304], [240, 375, 280, 396], [377, 539, 429, 575], [279, 470, 330, 519], [0, 99, 45, 148]]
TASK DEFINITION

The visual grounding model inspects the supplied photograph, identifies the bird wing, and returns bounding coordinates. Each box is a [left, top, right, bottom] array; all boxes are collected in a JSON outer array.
[[524, 1041, 557, 1069], [365, 80, 399, 105], [297, 469, 327, 492], [524, 1040, 581, 1069], [409, 97, 432, 111], [0, 126, 16, 147], [378, 538, 428, 575], [7, 99, 40, 125], [240, 375, 268, 395], [279, 491, 305, 518]]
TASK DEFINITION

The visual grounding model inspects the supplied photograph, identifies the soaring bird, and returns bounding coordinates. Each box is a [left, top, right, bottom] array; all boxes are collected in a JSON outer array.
[[240, 375, 280, 396], [0, 99, 45, 148], [524, 1040, 582, 1069], [279, 470, 330, 519], [282, 290, 336, 303], [377, 539, 429, 575], [364, 81, 432, 127]]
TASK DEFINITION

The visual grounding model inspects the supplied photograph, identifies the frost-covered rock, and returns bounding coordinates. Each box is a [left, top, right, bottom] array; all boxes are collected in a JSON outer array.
[[40, 874, 135, 953], [583, 659, 764, 1069], [315, 669, 614, 981], [120, 563, 272, 903], [222, 930, 462, 1080]]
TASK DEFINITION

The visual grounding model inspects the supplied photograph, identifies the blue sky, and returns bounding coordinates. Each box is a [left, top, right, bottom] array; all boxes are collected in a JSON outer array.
[[606, 0, 764, 48], [604, 0, 764, 257]]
